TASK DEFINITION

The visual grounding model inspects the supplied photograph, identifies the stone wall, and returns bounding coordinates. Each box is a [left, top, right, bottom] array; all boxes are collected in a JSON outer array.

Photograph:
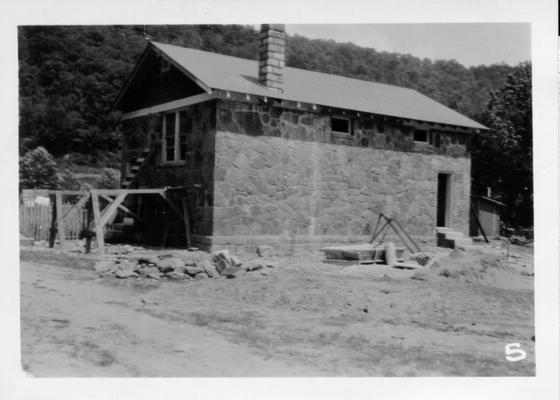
[[216, 99, 470, 157], [124, 97, 472, 249], [213, 131, 470, 243], [211, 98, 471, 247]]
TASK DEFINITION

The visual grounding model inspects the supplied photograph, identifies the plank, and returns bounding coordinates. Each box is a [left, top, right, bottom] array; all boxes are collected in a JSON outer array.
[[390, 218, 422, 253], [99, 194, 145, 223], [96, 188, 165, 195]]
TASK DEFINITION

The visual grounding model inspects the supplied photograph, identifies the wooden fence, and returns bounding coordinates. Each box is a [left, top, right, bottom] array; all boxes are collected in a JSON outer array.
[[19, 201, 87, 242]]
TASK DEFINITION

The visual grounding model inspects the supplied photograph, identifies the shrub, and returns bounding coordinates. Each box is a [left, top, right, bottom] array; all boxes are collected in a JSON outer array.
[[19, 147, 58, 189], [99, 168, 121, 189]]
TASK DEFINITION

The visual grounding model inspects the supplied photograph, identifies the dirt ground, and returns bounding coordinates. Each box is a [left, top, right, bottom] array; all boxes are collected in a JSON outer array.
[[19, 240, 535, 377]]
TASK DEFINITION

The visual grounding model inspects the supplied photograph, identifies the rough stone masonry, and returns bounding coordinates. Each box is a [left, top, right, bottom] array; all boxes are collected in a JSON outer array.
[[209, 97, 470, 251], [122, 96, 470, 252]]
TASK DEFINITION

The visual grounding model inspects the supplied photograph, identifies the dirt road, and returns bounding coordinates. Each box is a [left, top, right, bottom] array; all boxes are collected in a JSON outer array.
[[20, 243, 535, 376]]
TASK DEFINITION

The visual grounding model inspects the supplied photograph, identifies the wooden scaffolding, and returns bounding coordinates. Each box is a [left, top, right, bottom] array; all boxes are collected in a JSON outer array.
[[40, 187, 191, 254]]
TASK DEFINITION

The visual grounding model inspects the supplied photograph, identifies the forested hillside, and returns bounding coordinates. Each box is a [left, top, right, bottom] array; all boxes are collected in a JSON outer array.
[[18, 25, 532, 226]]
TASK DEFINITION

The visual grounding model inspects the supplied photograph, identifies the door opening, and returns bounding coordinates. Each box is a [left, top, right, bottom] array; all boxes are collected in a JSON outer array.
[[437, 173, 452, 227]]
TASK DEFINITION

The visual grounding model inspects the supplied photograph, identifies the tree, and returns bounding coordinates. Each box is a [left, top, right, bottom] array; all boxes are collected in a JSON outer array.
[[470, 63, 532, 227], [19, 147, 59, 189]]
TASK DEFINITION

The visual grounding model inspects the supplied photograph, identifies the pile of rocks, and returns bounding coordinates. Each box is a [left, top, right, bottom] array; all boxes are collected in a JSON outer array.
[[93, 249, 273, 281]]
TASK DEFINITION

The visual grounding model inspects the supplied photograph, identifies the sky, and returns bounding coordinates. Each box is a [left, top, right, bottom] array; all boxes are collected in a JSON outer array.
[[284, 23, 531, 67]]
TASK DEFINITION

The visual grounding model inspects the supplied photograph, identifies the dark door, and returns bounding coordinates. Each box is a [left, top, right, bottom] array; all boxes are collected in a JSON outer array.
[[437, 173, 448, 227]]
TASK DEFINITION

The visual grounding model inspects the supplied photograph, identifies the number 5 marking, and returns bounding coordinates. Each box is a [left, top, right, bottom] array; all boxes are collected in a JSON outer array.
[[505, 343, 527, 362]]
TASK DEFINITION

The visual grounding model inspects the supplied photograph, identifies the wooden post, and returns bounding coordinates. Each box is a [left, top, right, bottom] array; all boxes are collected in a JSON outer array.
[[48, 194, 57, 248], [55, 192, 66, 247], [384, 242, 398, 266], [181, 198, 192, 248], [84, 197, 93, 254], [91, 191, 105, 254]]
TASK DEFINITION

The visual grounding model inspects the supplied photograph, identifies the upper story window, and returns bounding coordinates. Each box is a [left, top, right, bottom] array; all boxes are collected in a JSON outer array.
[[413, 128, 442, 149], [331, 116, 352, 135], [162, 110, 192, 163], [413, 129, 429, 143], [160, 57, 170, 73]]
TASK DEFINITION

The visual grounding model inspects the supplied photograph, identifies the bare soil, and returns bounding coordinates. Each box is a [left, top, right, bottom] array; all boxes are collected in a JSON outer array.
[[20, 241, 535, 376]]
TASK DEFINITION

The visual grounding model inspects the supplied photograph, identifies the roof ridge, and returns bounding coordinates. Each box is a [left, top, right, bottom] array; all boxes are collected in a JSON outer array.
[[152, 41, 416, 92]]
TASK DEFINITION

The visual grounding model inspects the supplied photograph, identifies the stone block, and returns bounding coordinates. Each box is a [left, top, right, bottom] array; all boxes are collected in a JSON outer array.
[[256, 245, 274, 257], [165, 271, 188, 280], [158, 257, 185, 272], [115, 269, 138, 279], [185, 266, 205, 276], [94, 260, 116, 273]]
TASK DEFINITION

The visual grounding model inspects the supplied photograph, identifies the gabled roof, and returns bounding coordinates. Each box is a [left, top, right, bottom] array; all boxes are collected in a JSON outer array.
[[149, 41, 486, 130]]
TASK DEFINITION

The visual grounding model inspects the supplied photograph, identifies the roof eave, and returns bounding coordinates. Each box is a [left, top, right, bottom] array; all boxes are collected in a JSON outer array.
[[111, 43, 153, 113]]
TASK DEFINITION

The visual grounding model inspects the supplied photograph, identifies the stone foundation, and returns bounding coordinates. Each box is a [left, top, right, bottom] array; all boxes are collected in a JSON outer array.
[[191, 233, 436, 256]]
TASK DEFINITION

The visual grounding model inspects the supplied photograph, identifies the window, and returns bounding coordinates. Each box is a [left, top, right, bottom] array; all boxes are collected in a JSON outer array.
[[162, 111, 192, 163], [160, 57, 170, 73], [164, 113, 176, 162], [178, 111, 191, 161], [413, 129, 428, 143], [331, 116, 352, 135]]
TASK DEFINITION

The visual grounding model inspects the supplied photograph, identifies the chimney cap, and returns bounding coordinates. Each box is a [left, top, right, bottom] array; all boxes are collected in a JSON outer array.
[[261, 24, 285, 32]]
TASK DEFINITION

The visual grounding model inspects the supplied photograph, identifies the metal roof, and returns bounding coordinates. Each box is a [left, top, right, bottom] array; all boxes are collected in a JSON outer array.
[[151, 41, 487, 130]]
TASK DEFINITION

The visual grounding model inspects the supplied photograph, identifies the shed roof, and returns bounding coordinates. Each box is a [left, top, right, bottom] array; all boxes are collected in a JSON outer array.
[[149, 41, 486, 130]]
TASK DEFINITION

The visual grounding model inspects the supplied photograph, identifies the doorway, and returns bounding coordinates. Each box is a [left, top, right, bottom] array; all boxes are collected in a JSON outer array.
[[437, 173, 452, 227]]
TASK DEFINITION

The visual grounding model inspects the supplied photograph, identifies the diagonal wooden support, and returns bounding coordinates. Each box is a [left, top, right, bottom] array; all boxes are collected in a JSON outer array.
[[370, 216, 391, 244], [61, 193, 90, 221], [97, 194, 120, 225], [390, 218, 422, 253], [99, 192, 127, 227], [159, 192, 184, 220], [99, 194, 145, 224]]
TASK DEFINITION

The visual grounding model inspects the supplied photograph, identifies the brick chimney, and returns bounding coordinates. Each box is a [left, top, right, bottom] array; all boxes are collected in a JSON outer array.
[[259, 24, 285, 92]]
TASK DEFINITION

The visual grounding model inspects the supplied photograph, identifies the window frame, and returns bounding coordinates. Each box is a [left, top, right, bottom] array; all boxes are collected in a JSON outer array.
[[162, 111, 190, 165], [331, 116, 353, 136], [413, 128, 429, 144], [160, 57, 170, 73]]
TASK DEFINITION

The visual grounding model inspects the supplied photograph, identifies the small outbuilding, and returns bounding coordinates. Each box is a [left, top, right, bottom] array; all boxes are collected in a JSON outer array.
[[470, 195, 506, 238]]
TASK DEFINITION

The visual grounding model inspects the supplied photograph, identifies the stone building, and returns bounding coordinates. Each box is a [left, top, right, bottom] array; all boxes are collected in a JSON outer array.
[[113, 25, 486, 251]]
